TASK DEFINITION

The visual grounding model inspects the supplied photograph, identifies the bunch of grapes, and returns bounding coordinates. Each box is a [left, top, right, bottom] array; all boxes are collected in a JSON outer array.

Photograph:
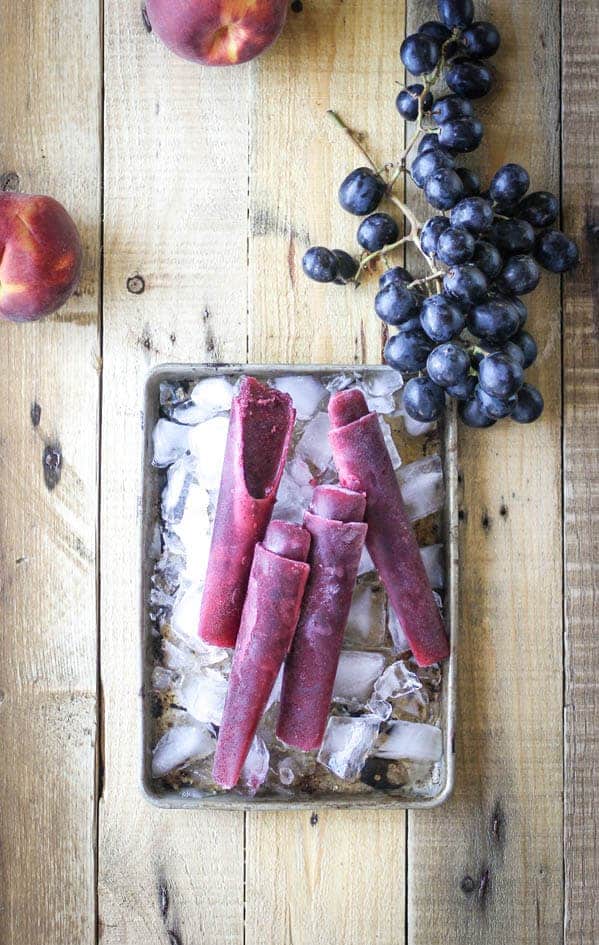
[[301, 0, 579, 428]]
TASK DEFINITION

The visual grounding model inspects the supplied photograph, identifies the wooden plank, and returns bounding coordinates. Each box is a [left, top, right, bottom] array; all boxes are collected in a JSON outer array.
[[0, 3, 101, 944], [245, 3, 406, 943], [407, 2, 564, 943], [98, 5, 249, 942], [562, 1, 599, 940]]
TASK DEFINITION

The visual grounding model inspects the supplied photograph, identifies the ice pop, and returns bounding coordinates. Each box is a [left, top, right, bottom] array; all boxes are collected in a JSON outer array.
[[328, 388, 449, 666], [277, 485, 368, 751], [212, 521, 310, 789], [198, 376, 295, 648]]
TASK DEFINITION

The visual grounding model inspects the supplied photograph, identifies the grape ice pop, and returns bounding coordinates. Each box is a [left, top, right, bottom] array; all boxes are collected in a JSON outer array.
[[277, 485, 368, 751], [198, 376, 295, 648], [328, 389, 449, 667], [212, 522, 310, 789]]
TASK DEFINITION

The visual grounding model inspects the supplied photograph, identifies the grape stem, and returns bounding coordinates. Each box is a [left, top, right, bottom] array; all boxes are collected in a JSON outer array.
[[355, 236, 411, 282], [407, 270, 445, 289]]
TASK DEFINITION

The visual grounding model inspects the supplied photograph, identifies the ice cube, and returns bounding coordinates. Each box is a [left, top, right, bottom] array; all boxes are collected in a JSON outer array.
[[403, 413, 436, 438], [161, 454, 198, 525], [379, 418, 402, 470], [366, 697, 393, 721], [170, 484, 212, 583], [296, 412, 332, 473], [420, 543, 444, 590], [278, 757, 298, 787], [374, 720, 442, 764], [171, 585, 203, 640], [152, 721, 216, 778], [317, 716, 381, 781], [188, 415, 230, 491], [345, 583, 387, 647], [325, 373, 355, 393], [387, 607, 411, 654], [398, 454, 444, 521], [357, 544, 375, 576], [152, 419, 190, 467], [361, 370, 404, 399], [177, 668, 229, 726], [152, 665, 176, 691], [273, 375, 326, 420], [373, 660, 423, 701], [239, 735, 270, 795], [272, 461, 313, 523], [189, 376, 236, 422], [333, 651, 386, 704]]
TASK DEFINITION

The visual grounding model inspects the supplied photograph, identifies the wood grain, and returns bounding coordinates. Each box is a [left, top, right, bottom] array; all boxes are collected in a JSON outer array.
[[0, 2, 101, 944], [245, 3, 406, 943], [407, 2, 564, 944], [562, 0, 599, 940], [98, 3, 248, 942]]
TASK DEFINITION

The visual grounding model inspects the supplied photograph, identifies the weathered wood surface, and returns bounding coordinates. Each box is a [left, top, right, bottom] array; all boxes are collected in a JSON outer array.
[[98, 2, 248, 942], [562, 0, 599, 941], [407, 3, 564, 943], [0, 3, 101, 945], [1, 1, 597, 943]]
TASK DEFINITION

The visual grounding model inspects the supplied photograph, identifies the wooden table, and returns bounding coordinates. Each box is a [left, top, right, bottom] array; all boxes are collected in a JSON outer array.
[[1, 1, 597, 942]]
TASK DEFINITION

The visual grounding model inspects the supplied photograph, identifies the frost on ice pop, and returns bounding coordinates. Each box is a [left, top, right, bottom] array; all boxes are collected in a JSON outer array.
[[328, 389, 449, 667], [212, 521, 310, 789], [198, 376, 295, 648], [277, 485, 368, 751]]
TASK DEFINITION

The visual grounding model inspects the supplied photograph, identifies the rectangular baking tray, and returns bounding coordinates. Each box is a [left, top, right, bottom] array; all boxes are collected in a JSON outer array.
[[140, 363, 458, 809]]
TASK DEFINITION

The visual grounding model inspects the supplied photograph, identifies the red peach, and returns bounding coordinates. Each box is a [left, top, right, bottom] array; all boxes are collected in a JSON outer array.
[[146, 0, 288, 66], [0, 193, 83, 323]]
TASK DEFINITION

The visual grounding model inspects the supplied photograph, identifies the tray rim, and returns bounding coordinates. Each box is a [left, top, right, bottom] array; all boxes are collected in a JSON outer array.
[[139, 362, 459, 811]]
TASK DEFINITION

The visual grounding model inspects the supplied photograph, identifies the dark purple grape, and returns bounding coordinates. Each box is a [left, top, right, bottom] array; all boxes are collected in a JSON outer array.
[[511, 329, 538, 368], [384, 330, 434, 372], [379, 266, 413, 288], [489, 218, 535, 255], [438, 116, 484, 152], [517, 191, 559, 229], [472, 240, 503, 278], [489, 163, 530, 207], [450, 196, 494, 233], [509, 295, 528, 329], [534, 229, 580, 273], [397, 314, 424, 333], [402, 375, 446, 422], [420, 215, 451, 256], [302, 247, 338, 283], [420, 294, 466, 341], [461, 21, 501, 58], [459, 396, 497, 427], [455, 167, 481, 196], [446, 374, 477, 400], [339, 167, 386, 215], [475, 384, 516, 419], [400, 33, 441, 75], [479, 351, 524, 398], [424, 168, 465, 209], [445, 59, 494, 98], [495, 255, 541, 295], [332, 250, 359, 284], [437, 226, 476, 265], [411, 148, 455, 188], [467, 296, 520, 341], [396, 84, 433, 121], [511, 383, 544, 423], [419, 21, 452, 43], [438, 0, 474, 29], [427, 342, 471, 387], [443, 263, 488, 304], [418, 132, 443, 155], [431, 94, 474, 124], [357, 213, 399, 252], [375, 283, 419, 326]]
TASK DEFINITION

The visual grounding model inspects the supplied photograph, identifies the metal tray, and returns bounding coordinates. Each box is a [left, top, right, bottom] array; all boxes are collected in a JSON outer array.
[[140, 363, 458, 810]]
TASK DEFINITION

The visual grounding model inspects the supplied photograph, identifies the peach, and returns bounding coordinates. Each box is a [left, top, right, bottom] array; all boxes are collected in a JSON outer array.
[[0, 193, 83, 322], [146, 0, 288, 66]]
